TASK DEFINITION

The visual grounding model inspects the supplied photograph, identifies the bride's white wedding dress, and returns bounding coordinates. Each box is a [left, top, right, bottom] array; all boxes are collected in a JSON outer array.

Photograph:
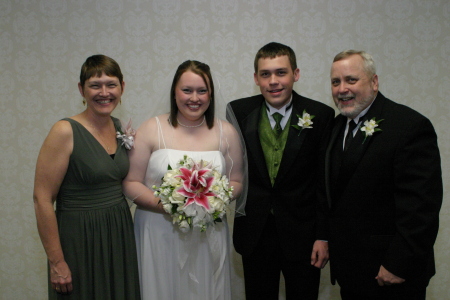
[[134, 117, 232, 300]]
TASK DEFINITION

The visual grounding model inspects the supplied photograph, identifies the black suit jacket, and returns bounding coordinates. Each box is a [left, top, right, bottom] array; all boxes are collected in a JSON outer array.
[[322, 92, 442, 291], [229, 91, 334, 260]]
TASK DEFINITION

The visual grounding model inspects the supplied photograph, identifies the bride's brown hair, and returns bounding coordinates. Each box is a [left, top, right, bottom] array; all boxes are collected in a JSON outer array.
[[169, 60, 215, 129]]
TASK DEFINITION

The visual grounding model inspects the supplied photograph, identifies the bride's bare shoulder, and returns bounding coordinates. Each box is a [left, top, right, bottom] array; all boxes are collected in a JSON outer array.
[[139, 114, 170, 131]]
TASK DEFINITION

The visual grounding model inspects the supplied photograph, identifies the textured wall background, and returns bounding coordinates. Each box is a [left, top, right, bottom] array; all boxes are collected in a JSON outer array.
[[0, 0, 449, 299]]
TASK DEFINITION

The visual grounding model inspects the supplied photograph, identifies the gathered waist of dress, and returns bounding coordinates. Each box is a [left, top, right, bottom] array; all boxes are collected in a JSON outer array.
[[57, 181, 126, 211]]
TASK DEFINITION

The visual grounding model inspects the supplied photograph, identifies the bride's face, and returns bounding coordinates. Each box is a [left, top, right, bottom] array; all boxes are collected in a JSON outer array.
[[175, 71, 211, 123]]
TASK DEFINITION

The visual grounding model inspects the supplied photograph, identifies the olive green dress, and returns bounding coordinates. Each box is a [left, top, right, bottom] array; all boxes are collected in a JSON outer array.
[[49, 117, 140, 299]]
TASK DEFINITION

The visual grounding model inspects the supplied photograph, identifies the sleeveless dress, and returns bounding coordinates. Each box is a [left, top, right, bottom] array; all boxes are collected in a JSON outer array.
[[134, 117, 232, 300], [50, 117, 140, 300]]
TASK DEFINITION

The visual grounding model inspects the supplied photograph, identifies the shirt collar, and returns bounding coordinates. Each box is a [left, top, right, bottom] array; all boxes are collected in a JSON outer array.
[[265, 95, 293, 117]]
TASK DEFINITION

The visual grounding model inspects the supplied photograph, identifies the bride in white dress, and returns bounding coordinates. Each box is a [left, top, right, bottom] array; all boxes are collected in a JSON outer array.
[[123, 60, 246, 300]]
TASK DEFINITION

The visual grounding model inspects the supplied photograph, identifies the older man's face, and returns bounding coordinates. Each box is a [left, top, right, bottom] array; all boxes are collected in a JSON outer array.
[[330, 54, 378, 119]]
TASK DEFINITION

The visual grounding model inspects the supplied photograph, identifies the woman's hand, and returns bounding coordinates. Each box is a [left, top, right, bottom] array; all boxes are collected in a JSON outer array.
[[50, 260, 73, 294]]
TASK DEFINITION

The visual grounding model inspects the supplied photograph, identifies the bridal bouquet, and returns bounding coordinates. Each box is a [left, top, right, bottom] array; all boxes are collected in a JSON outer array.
[[153, 155, 233, 232]]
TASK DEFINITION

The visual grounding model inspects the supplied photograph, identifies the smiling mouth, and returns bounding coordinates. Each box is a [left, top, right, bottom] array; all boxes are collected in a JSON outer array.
[[96, 99, 112, 104], [269, 88, 283, 94], [338, 96, 355, 102]]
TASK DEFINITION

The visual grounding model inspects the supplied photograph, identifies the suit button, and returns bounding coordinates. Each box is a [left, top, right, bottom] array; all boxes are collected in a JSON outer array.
[[274, 162, 279, 166]]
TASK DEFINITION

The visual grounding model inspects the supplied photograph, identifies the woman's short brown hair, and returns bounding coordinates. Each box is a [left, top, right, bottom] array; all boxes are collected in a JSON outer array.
[[79, 54, 123, 89]]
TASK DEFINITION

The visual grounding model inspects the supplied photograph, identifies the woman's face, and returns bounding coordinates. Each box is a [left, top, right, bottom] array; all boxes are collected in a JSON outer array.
[[78, 72, 124, 116], [175, 71, 210, 123]]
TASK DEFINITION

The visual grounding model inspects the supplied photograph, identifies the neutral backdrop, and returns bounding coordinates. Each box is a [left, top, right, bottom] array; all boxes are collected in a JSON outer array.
[[0, 0, 449, 299]]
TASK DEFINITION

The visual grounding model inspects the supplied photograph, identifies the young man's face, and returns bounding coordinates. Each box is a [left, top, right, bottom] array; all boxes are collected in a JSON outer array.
[[254, 55, 300, 109]]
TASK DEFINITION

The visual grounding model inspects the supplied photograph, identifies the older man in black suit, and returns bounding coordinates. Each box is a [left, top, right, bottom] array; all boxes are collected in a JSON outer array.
[[323, 50, 442, 300], [229, 42, 334, 299]]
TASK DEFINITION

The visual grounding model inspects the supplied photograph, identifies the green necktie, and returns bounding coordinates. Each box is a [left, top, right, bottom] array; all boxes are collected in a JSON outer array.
[[272, 112, 283, 136]]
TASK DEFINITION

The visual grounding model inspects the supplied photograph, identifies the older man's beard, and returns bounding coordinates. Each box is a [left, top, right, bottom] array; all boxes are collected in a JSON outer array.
[[336, 94, 375, 119]]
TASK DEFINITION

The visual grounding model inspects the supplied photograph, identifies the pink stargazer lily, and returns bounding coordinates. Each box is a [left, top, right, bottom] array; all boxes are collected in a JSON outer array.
[[176, 161, 216, 210]]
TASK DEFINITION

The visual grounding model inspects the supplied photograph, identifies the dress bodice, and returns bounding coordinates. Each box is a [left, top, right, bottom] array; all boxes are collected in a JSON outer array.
[[57, 117, 129, 210], [144, 116, 227, 188]]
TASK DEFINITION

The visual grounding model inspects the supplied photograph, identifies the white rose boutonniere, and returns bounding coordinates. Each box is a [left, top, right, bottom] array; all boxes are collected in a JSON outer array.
[[116, 119, 136, 150], [360, 117, 383, 144], [291, 110, 314, 136]]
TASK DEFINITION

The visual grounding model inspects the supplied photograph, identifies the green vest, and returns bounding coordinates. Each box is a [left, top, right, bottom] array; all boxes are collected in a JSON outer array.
[[259, 105, 290, 186]]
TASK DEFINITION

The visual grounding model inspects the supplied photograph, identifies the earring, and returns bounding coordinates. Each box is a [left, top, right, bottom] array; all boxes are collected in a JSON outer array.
[[120, 99, 122, 105], [82, 99, 86, 106]]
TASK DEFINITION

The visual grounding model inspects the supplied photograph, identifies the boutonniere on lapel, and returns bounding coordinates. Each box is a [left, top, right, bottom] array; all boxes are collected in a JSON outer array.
[[360, 117, 383, 144], [291, 110, 314, 136], [116, 119, 136, 150]]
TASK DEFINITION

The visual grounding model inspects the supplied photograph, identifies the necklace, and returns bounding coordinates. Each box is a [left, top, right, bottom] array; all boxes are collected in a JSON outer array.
[[177, 116, 205, 128]]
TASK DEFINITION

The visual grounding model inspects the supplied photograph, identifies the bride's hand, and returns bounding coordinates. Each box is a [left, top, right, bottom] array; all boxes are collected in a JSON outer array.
[[156, 200, 168, 214]]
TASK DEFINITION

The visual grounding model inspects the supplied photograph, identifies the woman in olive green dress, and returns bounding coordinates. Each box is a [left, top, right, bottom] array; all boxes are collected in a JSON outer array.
[[33, 55, 140, 299]]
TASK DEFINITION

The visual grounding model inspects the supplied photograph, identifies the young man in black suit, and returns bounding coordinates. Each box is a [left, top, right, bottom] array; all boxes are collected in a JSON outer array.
[[323, 50, 442, 300], [229, 42, 334, 299]]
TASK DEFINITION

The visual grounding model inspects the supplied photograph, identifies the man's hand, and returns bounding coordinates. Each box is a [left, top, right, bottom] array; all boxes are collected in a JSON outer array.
[[311, 240, 329, 269], [375, 265, 405, 286]]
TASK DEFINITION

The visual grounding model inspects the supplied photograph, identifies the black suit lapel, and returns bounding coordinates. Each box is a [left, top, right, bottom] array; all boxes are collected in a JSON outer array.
[[339, 126, 368, 179], [242, 104, 272, 187], [325, 116, 346, 208], [274, 100, 309, 187], [341, 94, 386, 174], [329, 94, 387, 204]]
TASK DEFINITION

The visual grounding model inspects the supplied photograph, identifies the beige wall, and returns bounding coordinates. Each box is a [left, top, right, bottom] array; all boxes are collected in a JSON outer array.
[[1, 0, 449, 299]]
